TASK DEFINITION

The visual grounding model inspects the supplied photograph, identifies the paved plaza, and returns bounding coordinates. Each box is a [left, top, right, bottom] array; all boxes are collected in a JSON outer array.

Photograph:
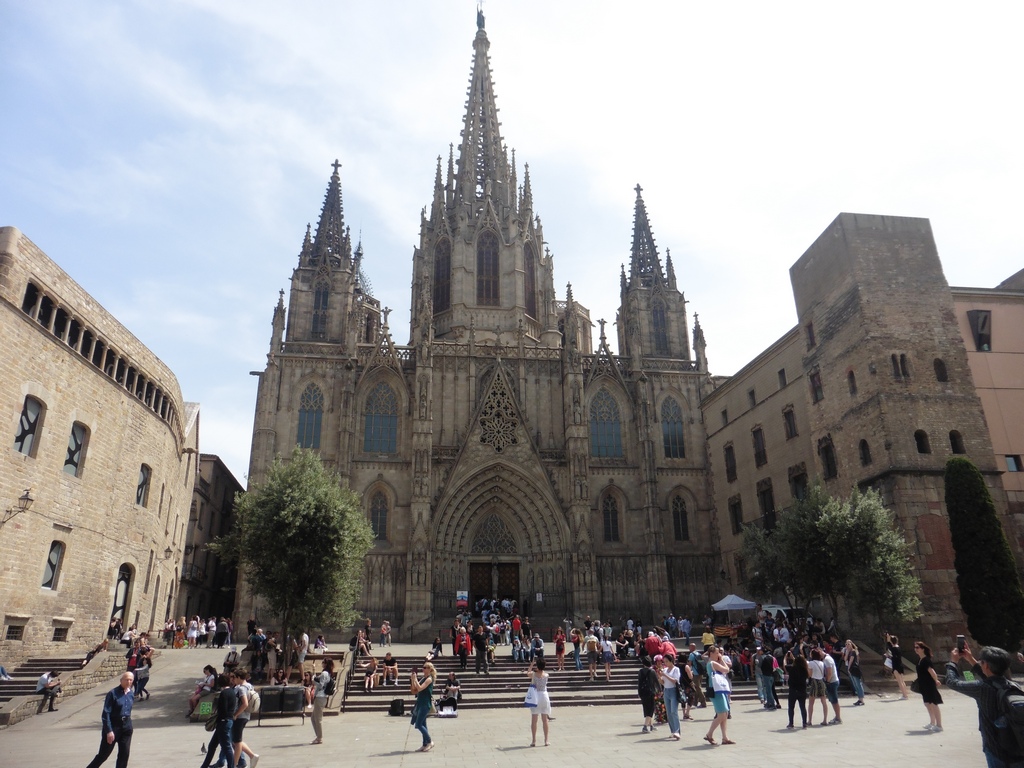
[[1, 645, 986, 767]]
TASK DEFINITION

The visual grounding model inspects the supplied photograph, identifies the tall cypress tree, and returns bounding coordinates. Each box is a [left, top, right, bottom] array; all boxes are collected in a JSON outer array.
[[944, 456, 1024, 649]]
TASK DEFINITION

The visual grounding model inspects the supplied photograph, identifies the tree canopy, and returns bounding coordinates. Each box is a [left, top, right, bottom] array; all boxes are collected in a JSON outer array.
[[944, 456, 1024, 649], [742, 485, 921, 628], [215, 447, 374, 665]]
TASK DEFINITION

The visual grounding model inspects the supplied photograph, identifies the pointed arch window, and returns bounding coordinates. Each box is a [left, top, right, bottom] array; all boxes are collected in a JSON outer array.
[[370, 491, 389, 541], [859, 439, 873, 466], [602, 494, 620, 542], [652, 299, 669, 355], [671, 495, 689, 541], [590, 389, 623, 458], [64, 422, 89, 477], [433, 239, 451, 314], [524, 243, 538, 319], [312, 280, 330, 338], [297, 384, 324, 449], [661, 397, 685, 458], [363, 383, 398, 453], [477, 230, 500, 306]]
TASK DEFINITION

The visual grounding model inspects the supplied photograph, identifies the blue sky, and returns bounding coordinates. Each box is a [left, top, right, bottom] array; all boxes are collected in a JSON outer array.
[[3, 1, 1022, 483]]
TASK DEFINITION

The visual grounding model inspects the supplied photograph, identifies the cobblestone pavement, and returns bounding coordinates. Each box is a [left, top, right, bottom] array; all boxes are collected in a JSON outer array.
[[2, 645, 985, 767]]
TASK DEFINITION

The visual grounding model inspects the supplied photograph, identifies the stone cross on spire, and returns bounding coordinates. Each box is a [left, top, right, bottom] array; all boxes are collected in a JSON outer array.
[[332, 159, 342, 174], [598, 318, 607, 340], [383, 306, 391, 326]]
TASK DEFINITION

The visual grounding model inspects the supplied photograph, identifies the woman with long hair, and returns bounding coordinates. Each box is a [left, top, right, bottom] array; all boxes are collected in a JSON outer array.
[[785, 651, 809, 728], [807, 648, 828, 726], [409, 661, 437, 752], [913, 641, 943, 732], [844, 639, 866, 706], [885, 632, 911, 699], [310, 657, 334, 745], [703, 646, 735, 746], [526, 656, 552, 746]]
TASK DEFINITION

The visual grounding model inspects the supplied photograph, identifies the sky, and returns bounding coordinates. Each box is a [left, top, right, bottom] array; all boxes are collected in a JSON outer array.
[[3, 1, 1022, 484]]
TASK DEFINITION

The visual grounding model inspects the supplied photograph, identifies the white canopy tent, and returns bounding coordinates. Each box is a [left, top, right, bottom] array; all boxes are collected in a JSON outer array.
[[711, 594, 757, 612]]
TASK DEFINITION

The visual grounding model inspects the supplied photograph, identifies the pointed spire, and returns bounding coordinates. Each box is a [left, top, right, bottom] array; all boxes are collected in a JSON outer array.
[[454, 15, 511, 208], [665, 247, 677, 290], [298, 223, 313, 264], [431, 155, 446, 222], [628, 183, 665, 289], [566, 282, 574, 305], [521, 162, 534, 216], [620, 264, 627, 294], [312, 160, 352, 268]]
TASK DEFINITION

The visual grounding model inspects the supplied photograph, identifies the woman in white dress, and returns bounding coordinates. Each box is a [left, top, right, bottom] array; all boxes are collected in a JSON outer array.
[[526, 656, 552, 746]]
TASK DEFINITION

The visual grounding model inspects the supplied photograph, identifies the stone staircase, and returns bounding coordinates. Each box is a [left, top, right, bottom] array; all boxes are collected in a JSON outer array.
[[340, 648, 762, 713], [0, 652, 126, 726]]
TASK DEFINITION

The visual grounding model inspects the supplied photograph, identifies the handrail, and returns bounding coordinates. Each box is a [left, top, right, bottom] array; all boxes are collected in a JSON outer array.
[[338, 650, 357, 713]]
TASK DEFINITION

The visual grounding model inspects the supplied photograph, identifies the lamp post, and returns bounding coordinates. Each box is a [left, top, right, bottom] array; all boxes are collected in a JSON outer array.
[[1, 489, 34, 526]]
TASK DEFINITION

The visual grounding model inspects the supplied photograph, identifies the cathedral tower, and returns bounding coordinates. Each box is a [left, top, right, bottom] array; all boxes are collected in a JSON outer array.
[[410, 12, 560, 349]]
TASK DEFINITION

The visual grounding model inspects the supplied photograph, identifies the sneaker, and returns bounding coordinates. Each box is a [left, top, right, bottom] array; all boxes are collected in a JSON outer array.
[[932, 726, 943, 732], [830, 718, 842, 725], [924, 724, 935, 731], [642, 726, 650, 734]]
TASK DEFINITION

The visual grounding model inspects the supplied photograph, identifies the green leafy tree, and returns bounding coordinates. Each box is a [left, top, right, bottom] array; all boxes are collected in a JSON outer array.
[[742, 485, 921, 627], [944, 456, 1024, 649], [213, 447, 374, 669]]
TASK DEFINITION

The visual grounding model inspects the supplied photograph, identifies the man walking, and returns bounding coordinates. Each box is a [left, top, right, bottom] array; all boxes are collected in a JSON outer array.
[[85, 671, 135, 768]]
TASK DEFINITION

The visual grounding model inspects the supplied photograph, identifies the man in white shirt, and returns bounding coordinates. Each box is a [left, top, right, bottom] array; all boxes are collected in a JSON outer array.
[[35, 670, 61, 713], [292, 632, 309, 680], [823, 651, 842, 724]]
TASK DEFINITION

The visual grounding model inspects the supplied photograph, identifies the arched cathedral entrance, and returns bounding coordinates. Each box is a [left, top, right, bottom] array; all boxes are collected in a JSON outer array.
[[430, 464, 570, 620]]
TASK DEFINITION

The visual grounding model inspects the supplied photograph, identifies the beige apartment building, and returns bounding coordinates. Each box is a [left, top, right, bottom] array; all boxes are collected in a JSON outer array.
[[0, 227, 197, 662]]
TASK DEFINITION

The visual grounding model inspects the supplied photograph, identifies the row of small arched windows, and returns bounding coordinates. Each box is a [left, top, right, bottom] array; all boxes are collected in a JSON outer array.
[[856, 430, 966, 468]]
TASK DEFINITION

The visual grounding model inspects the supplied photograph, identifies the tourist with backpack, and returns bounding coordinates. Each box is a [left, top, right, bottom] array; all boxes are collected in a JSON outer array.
[[946, 643, 1024, 768]]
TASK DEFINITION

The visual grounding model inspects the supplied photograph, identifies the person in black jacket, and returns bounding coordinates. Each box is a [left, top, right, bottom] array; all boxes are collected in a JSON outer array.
[[199, 675, 237, 768], [473, 626, 489, 675], [637, 656, 659, 734], [946, 643, 1024, 768]]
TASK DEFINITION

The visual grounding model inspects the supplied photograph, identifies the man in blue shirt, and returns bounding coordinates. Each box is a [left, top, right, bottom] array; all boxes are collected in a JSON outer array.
[[85, 671, 134, 768]]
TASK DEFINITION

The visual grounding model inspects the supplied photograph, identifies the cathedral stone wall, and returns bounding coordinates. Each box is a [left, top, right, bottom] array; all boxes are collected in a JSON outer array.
[[0, 227, 196, 663]]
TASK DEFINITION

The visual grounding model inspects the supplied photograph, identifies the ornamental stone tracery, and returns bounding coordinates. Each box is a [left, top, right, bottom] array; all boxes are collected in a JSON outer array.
[[471, 513, 517, 553], [479, 372, 519, 452]]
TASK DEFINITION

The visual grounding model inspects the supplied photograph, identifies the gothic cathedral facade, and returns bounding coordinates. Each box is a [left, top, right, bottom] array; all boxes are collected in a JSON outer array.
[[242, 17, 722, 636]]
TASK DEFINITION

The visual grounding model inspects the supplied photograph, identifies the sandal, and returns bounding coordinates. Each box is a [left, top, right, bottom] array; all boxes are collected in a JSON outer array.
[[722, 739, 736, 745], [703, 735, 717, 746]]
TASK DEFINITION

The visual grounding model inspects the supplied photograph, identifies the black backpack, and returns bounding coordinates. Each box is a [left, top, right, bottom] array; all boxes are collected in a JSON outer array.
[[992, 677, 1024, 758], [324, 675, 337, 697], [637, 668, 657, 697], [388, 698, 405, 716]]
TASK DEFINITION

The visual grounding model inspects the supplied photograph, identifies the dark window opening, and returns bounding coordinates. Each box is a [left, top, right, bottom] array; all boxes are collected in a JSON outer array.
[[729, 496, 744, 535], [724, 444, 737, 482], [433, 239, 452, 314], [52, 626, 69, 642], [748, 389, 756, 408], [590, 389, 624, 458], [819, 438, 838, 479], [721, 409, 728, 427], [476, 230, 500, 306], [364, 383, 398, 453], [967, 309, 992, 351], [778, 368, 787, 388], [671, 495, 689, 541], [806, 322, 816, 348], [790, 471, 808, 501], [53, 307, 68, 339], [37, 295, 54, 328], [661, 397, 685, 458], [602, 494, 620, 542], [752, 427, 768, 467], [949, 431, 965, 454], [370, 491, 389, 541], [783, 408, 798, 440], [900, 354, 911, 378], [524, 243, 538, 319], [5, 625, 24, 641], [848, 370, 857, 395], [312, 280, 330, 338], [1006, 455, 1021, 472], [859, 439, 872, 466], [934, 358, 948, 382], [297, 384, 325, 449], [21, 281, 39, 314], [810, 372, 824, 403], [915, 430, 931, 454], [757, 481, 776, 531]]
